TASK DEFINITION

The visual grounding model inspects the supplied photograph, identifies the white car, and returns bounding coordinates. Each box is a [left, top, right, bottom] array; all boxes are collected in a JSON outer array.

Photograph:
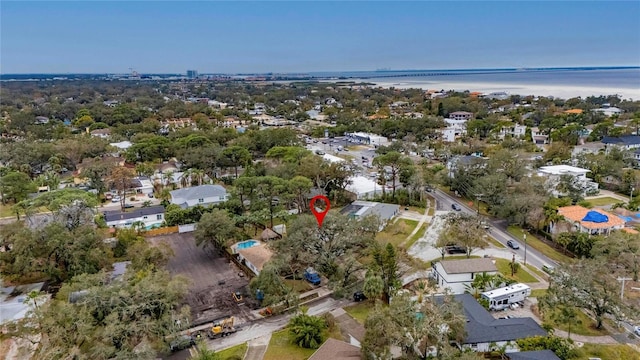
[[634, 326, 640, 336]]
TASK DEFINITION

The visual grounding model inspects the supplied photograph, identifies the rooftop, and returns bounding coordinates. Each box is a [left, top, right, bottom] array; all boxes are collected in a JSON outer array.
[[602, 135, 640, 146], [538, 165, 590, 175], [103, 205, 165, 223], [237, 244, 273, 273], [308, 338, 360, 360], [558, 205, 625, 229], [170, 184, 228, 202], [446, 294, 547, 344], [438, 258, 498, 274], [340, 201, 400, 221]]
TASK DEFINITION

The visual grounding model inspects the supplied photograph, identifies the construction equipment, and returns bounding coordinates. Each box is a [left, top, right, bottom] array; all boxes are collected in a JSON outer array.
[[207, 316, 237, 339], [232, 291, 244, 304]]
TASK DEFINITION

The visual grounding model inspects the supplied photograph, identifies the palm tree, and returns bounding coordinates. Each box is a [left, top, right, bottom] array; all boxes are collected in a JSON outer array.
[[288, 309, 326, 349], [164, 170, 176, 189], [179, 169, 192, 188], [192, 169, 205, 186]]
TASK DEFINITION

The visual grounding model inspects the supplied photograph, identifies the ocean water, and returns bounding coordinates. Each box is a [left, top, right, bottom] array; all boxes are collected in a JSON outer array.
[[315, 68, 640, 99]]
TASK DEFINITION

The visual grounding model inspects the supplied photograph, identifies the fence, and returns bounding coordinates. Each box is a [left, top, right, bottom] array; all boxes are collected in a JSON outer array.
[[178, 223, 197, 233], [144, 226, 179, 237]]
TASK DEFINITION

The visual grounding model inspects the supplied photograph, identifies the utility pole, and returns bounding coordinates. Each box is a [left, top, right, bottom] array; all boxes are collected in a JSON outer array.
[[475, 193, 484, 215], [617, 277, 633, 300]]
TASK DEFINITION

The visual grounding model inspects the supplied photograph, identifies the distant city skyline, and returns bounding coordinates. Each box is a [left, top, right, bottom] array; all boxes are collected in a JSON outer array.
[[2, 1, 639, 74]]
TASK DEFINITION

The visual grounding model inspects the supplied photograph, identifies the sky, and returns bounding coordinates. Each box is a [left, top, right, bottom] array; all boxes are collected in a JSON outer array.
[[1, 1, 640, 74]]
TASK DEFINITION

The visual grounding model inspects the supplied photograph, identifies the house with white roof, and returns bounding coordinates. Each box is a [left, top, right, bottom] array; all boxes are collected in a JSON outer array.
[[431, 258, 498, 295], [498, 124, 527, 139], [345, 175, 383, 199], [593, 106, 623, 117], [537, 165, 599, 196], [169, 184, 229, 209]]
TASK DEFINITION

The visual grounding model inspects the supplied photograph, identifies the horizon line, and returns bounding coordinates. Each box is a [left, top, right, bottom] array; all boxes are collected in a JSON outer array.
[[2, 65, 640, 76]]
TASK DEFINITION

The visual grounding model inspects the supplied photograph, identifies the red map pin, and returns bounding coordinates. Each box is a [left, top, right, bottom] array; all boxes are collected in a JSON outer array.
[[310, 195, 330, 228]]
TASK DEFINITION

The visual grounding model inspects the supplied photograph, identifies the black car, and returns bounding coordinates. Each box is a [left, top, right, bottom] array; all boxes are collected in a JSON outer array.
[[445, 245, 466, 254], [451, 203, 462, 211], [169, 335, 195, 352], [353, 291, 367, 302], [507, 240, 520, 249]]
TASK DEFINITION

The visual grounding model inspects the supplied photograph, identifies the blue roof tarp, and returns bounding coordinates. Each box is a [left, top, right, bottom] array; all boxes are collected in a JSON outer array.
[[620, 216, 633, 223], [582, 211, 609, 223]]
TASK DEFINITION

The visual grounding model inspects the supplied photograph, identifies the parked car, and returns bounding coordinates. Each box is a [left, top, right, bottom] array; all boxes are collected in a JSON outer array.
[[304, 267, 322, 286], [541, 264, 555, 274], [451, 203, 462, 211], [634, 326, 640, 336], [169, 335, 195, 352], [507, 240, 520, 249], [353, 291, 367, 302], [445, 245, 466, 255], [124, 203, 135, 209]]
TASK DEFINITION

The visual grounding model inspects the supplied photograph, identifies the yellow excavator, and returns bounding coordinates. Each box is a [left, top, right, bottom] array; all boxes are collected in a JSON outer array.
[[207, 316, 237, 339]]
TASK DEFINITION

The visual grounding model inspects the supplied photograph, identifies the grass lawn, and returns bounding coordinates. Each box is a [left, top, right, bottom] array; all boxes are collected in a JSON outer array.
[[529, 289, 547, 298], [406, 206, 425, 214], [428, 207, 435, 216], [542, 307, 609, 336], [575, 344, 639, 360], [284, 279, 313, 293], [584, 196, 622, 207], [263, 329, 316, 360], [0, 204, 16, 218], [507, 226, 574, 264], [494, 258, 539, 283], [401, 223, 427, 250], [263, 323, 344, 360], [525, 264, 546, 279], [344, 301, 374, 324], [377, 219, 419, 247], [485, 236, 506, 249], [216, 343, 248, 360]]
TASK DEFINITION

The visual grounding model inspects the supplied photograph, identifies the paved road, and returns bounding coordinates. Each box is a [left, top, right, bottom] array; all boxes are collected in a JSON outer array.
[[206, 296, 352, 352], [430, 189, 557, 271]]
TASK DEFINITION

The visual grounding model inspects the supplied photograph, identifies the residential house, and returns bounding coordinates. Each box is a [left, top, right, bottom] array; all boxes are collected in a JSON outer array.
[[169, 184, 229, 209], [563, 109, 584, 115], [556, 205, 625, 235], [345, 175, 383, 199], [431, 258, 498, 294], [440, 118, 468, 142], [601, 135, 640, 151], [537, 165, 599, 196], [444, 294, 548, 353], [499, 124, 527, 139], [132, 177, 154, 195], [308, 338, 361, 360], [103, 100, 119, 107], [0, 282, 48, 325], [572, 142, 605, 157], [236, 243, 273, 276], [593, 106, 623, 117], [305, 109, 328, 121], [483, 92, 510, 100], [449, 111, 473, 121], [447, 155, 486, 179], [103, 205, 165, 229], [90, 128, 111, 139], [340, 201, 400, 229], [530, 127, 549, 145], [109, 141, 133, 153]]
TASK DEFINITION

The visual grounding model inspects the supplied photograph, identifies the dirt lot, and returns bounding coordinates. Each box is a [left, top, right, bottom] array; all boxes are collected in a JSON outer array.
[[147, 232, 253, 326]]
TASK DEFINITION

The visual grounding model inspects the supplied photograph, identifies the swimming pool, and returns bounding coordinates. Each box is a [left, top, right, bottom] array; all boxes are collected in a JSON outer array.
[[236, 240, 258, 250]]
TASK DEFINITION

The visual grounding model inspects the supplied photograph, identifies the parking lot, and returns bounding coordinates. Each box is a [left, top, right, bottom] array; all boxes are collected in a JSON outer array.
[[147, 233, 254, 327]]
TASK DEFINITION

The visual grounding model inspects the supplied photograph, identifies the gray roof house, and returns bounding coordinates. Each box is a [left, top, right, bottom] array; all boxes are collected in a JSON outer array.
[[169, 185, 229, 209], [340, 201, 400, 228], [103, 205, 165, 229], [601, 135, 640, 150], [444, 294, 547, 353]]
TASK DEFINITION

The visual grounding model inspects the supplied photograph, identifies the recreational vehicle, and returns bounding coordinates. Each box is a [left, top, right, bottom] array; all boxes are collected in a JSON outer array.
[[481, 283, 531, 311]]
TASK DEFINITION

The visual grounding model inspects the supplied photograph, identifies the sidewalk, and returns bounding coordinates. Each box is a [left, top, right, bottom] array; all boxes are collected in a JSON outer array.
[[243, 334, 271, 360]]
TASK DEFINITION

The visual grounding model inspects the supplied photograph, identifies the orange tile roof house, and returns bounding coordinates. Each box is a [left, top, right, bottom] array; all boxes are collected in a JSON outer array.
[[556, 205, 625, 235]]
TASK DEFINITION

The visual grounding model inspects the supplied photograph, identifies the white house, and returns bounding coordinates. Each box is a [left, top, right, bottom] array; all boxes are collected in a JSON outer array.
[[530, 127, 549, 145], [103, 205, 165, 229], [498, 124, 527, 139], [449, 111, 473, 121], [132, 177, 154, 195], [431, 258, 498, 294], [170, 185, 229, 209], [236, 243, 273, 276], [593, 106, 623, 117], [440, 121, 467, 142], [537, 165, 599, 196], [345, 175, 383, 199]]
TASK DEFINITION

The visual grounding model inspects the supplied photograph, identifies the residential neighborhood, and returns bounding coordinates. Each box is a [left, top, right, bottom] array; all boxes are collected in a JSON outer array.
[[1, 76, 640, 360]]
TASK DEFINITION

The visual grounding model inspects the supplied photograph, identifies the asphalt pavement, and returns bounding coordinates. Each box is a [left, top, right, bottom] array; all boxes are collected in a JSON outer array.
[[430, 189, 556, 271]]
